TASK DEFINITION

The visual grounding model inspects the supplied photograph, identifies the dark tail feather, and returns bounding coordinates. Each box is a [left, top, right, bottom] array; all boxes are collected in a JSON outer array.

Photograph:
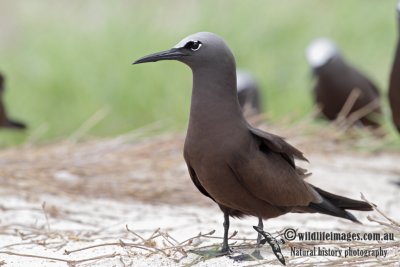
[[308, 186, 373, 224], [313, 186, 373, 211], [308, 201, 362, 224]]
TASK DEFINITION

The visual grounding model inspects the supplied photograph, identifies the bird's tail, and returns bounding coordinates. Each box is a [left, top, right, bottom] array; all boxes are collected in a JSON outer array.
[[307, 186, 373, 224]]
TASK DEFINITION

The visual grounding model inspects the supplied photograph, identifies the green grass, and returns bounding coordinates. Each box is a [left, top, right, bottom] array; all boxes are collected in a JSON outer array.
[[0, 0, 399, 147]]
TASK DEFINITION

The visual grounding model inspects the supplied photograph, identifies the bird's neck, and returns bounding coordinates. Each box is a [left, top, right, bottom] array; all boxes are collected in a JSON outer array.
[[187, 66, 245, 138], [318, 56, 348, 80]]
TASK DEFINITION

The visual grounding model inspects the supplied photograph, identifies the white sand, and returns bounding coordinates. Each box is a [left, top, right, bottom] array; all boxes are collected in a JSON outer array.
[[0, 149, 399, 266]]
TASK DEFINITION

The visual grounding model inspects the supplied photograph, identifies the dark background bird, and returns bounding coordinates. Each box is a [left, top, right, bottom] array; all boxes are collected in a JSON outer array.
[[134, 32, 373, 255], [306, 38, 382, 129], [389, 1, 400, 133], [0, 73, 27, 130], [236, 70, 262, 118]]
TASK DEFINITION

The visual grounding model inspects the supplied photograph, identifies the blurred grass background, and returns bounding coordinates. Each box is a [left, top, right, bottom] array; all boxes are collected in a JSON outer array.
[[0, 0, 398, 147]]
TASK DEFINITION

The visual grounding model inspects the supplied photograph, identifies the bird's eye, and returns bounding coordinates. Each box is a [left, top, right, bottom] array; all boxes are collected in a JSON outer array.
[[184, 41, 202, 51]]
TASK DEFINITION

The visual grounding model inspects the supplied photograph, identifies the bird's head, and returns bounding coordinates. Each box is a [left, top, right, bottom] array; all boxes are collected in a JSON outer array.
[[133, 32, 235, 70], [305, 37, 339, 70]]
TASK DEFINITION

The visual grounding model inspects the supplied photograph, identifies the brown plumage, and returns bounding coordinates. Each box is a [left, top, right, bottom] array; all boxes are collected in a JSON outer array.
[[0, 73, 26, 129], [134, 32, 373, 254], [389, 2, 400, 133]]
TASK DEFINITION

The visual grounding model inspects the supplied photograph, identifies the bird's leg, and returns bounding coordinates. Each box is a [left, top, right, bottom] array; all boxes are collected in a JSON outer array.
[[220, 212, 231, 254], [230, 218, 264, 262], [256, 217, 263, 246], [251, 217, 263, 259], [189, 212, 231, 258]]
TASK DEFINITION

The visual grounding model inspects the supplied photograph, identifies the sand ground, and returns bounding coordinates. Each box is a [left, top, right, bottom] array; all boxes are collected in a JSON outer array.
[[0, 132, 399, 266]]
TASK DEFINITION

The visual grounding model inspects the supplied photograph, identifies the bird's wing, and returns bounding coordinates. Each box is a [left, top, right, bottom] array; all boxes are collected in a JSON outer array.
[[184, 151, 215, 201], [229, 126, 321, 207], [247, 125, 308, 167], [351, 66, 380, 96]]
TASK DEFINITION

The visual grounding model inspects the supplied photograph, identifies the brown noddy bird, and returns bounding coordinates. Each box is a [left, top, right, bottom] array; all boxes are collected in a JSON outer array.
[[0, 73, 26, 129], [134, 32, 373, 254], [236, 69, 262, 117], [389, 1, 400, 133], [306, 38, 382, 128]]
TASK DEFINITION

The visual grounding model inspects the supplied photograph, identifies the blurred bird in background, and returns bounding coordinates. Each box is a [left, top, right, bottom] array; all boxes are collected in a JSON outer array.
[[389, 1, 400, 133], [236, 69, 262, 118], [0, 73, 27, 130], [306, 38, 382, 130]]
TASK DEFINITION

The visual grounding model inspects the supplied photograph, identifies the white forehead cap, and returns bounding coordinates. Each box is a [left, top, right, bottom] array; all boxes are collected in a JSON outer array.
[[174, 36, 195, 48], [236, 70, 257, 92], [306, 38, 338, 68], [174, 32, 206, 48], [173, 32, 219, 48]]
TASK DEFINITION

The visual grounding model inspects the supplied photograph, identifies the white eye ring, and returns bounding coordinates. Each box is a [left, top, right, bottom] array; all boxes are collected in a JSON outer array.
[[190, 42, 202, 51], [184, 41, 202, 51]]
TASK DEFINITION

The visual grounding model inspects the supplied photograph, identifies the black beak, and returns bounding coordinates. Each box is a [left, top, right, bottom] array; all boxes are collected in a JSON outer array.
[[133, 48, 186, 65]]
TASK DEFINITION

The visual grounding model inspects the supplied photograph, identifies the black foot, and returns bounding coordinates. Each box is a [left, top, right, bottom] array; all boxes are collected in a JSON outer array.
[[215, 247, 232, 257], [190, 246, 232, 259], [251, 249, 263, 260], [229, 249, 263, 262], [220, 244, 232, 255]]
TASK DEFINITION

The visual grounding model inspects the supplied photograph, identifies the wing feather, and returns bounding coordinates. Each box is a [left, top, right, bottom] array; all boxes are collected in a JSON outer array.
[[228, 126, 321, 206]]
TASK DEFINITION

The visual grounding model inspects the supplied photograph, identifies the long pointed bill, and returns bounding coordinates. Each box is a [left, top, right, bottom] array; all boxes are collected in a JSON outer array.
[[133, 48, 186, 64]]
